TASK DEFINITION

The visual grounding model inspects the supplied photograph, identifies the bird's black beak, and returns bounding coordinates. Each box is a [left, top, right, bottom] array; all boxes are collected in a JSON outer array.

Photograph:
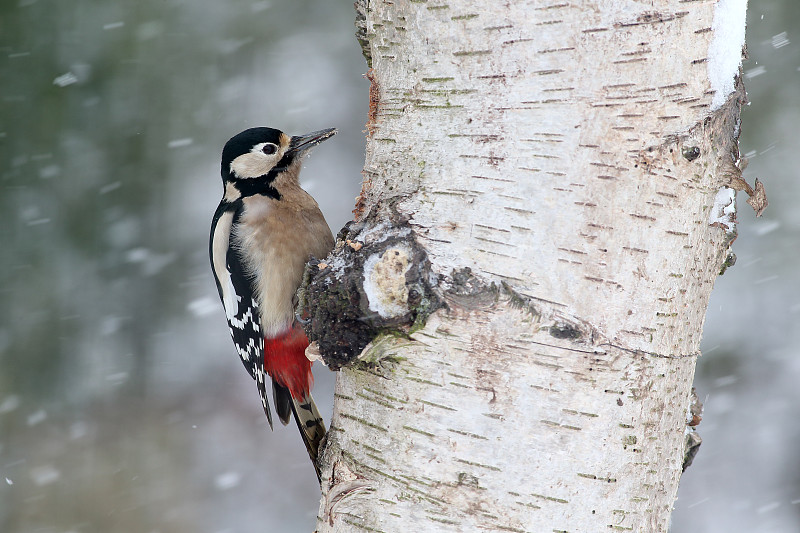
[[289, 128, 337, 154]]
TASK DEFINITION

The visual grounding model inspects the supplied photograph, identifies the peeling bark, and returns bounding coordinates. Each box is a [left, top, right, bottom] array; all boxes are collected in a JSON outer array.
[[311, 1, 748, 531]]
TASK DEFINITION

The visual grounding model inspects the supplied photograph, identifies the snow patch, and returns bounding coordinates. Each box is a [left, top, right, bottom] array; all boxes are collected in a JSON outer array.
[[70, 421, 89, 440], [53, 72, 78, 87], [27, 409, 47, 426], [754, 219, 779, 236], [187, 296, 218, 317], [771, 31, 789, 49], [126, 247, 176, 276], [99, 181, 122, 194], [30, 465, 60, 486], [39, 165, 61, 179], [214, 471, 241, 490], [757, 501, 781, 514], [708, 0, 748, 110], [106, 372, 129, 384], [709, 187, 736, 230], [168, 138, 193, 148], [745, 65, 766, 79], [0, 395, 20, 414]]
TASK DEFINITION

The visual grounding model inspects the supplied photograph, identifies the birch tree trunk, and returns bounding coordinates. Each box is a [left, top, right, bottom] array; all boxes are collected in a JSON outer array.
[[308, 1, 757, 531]]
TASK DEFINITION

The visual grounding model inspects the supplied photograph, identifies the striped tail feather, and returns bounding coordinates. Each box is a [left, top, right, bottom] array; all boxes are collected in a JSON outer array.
[[273, 381, 326, 480], [291, 393, 326, 481]]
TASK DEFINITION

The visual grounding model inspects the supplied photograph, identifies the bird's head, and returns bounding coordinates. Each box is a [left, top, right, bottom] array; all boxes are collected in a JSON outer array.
[[220, 126, 336, 199]]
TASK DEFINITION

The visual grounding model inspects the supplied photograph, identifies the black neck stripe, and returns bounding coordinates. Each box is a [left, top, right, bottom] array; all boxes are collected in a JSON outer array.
[[231, 173, 281, 200]]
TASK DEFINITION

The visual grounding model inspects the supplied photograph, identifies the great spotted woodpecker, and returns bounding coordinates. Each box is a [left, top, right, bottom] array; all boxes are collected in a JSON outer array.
[[209, 127, 335, 480]]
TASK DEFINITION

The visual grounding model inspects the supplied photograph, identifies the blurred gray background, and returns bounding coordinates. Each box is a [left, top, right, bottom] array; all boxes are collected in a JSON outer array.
[[0, 1, 795, 532]]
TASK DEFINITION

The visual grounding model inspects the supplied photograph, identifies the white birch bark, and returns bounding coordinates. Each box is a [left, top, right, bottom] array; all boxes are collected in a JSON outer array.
[[315, 1, 749, 531]]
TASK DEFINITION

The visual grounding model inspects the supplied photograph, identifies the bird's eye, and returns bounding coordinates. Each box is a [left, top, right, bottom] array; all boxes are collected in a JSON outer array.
[[262, 143, 278, 155]]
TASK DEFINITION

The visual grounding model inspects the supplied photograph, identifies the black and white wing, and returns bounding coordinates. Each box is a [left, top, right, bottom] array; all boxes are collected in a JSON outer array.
[[210, 202, 273, 427]]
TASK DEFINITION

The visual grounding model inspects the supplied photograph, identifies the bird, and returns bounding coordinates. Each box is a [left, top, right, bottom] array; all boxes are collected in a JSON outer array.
[[209, 126, 336, 480]]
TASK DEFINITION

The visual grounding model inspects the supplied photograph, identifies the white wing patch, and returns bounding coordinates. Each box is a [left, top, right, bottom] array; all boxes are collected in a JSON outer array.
[[223, 274, 240, 321]]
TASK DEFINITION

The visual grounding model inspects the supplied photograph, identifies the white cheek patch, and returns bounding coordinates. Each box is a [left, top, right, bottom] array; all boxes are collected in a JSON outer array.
[[229, 146, 287, 179], [230, 152, 270, 179]]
